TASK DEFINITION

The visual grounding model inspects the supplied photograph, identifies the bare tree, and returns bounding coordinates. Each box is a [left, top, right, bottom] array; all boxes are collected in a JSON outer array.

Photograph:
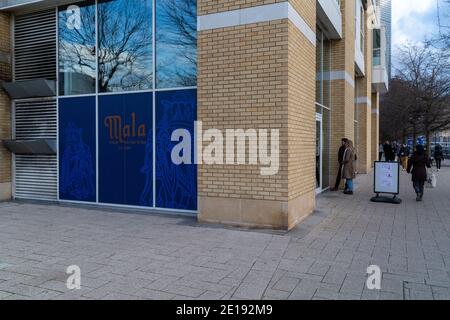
[[394, 43, 450, 155], [380, 77, 418, 143]]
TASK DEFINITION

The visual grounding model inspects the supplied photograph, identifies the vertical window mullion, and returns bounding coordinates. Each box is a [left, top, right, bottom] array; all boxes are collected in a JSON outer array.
[[152, 0, 156, 208]]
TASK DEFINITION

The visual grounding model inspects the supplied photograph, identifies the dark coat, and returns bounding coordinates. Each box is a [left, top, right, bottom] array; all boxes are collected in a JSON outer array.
[[399, 146, 408, 157], [342, 148, 356, 179], [338, 145, 346, 165], [434, 147, 444, 160], [407, 153, 431, 182], [383, 144, 395, 161]]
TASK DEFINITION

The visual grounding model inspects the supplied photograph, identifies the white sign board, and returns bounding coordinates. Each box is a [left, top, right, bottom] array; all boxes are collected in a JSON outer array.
[[374, 162, 400, 195]]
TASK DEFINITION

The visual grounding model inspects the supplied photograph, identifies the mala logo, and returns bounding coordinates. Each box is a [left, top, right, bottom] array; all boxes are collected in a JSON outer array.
[[66, 5, 81, 30], [104, 113, 146, 144]]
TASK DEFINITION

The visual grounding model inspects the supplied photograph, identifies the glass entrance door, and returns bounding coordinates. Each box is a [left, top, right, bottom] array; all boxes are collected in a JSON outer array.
[[316, 113, 323, 193]]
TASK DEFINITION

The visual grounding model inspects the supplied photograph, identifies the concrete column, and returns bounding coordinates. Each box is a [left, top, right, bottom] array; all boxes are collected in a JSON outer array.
[[0, 12, 11, 201]]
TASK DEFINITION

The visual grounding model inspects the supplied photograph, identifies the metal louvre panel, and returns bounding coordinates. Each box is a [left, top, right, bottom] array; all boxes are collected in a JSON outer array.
[[14, 9, 56, 81], [15, 155, 57, 200], [15, 100, 57, 140], [14, 99, 57, 201]]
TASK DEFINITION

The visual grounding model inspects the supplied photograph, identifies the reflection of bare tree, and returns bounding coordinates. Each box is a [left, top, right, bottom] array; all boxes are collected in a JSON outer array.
[[156, 0, 197, 87], [59, 0, 196, 92], [59, 3, 96, 86], [98, 0, 153, 92]]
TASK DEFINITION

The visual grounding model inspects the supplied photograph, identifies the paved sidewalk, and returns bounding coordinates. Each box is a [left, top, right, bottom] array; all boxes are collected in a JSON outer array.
[[0, 167, 449, 300]]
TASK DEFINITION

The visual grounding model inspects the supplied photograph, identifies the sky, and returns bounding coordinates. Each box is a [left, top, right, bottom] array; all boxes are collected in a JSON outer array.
[[392, 0, 448, 46]]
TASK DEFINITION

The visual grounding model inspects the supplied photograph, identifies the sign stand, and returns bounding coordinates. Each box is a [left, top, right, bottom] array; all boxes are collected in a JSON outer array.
[[371, 193, 402, 204], [370, 161, 402, 205]]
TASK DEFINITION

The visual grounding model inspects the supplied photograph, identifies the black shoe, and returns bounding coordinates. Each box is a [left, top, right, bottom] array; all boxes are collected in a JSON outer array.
[[344, 191, 354, 195], [416, 194, 422, 202]]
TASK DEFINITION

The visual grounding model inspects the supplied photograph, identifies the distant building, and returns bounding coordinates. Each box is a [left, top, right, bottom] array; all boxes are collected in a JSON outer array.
[[433, 130, 450, 143], [378, 0, 392, 79]]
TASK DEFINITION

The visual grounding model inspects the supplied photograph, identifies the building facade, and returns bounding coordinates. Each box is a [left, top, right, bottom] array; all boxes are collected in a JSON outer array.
[[378, 0, 392, 78], [0, 0, 389, 230]]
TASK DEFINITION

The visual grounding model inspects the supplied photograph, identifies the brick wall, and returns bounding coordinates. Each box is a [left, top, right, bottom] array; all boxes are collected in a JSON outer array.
[[198, 20, 289, 203], [371, 92, 380, 163], [355, 7, 374, 174], [197, 0, 316, 229], [0, 12, 11, 200], [199, 0, 285, 15], [287, 19, 316, 201], [328, 0, 357, 187]]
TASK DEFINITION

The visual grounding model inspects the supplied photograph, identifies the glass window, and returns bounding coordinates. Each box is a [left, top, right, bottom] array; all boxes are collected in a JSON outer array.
[[373, 29, 381, 66], [156, 0, 197, 89], [315, 27, 331, 108], [98, 0, 153, 93], [58, 1, 96, 96], [315, 30, 323, 105]]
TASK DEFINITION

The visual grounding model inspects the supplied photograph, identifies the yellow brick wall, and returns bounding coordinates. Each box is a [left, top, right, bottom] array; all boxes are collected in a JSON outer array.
[[356, 4, 374, 174], [198, 0, 380, 226], [199, 0, 285, 15], [0, 12, 11, 191], [371, 92, 380, 163], [329, 0, 356, 187], [198, 20, 289, 202], [198, 0, 316, 228], [287, 15, 316, 200]]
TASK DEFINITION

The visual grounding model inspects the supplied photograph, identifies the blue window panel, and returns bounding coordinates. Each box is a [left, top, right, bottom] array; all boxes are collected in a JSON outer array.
[[59, 96, 97, 202], [156, 89, 197, 211], [98, 92, 153, 206]]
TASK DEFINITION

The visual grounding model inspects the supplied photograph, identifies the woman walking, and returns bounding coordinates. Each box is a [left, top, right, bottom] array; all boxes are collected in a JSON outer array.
[[434, 144, 444, 171], [342, 140, 356, 195], [407, 145, 431, 202]]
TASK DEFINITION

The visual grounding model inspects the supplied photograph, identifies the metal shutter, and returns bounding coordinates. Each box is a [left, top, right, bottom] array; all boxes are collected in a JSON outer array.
[[14, 9, 57, 81], [14, 99, 58, 201]]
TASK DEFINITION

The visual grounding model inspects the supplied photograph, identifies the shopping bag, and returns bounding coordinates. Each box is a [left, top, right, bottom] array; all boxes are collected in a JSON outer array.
[[426, 169, 437, 188]]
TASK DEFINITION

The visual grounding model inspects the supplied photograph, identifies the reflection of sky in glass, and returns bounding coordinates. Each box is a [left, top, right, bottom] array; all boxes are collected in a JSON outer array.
[[156, 0, 197, 88], [98, 0, 153, 92], [58, 1, 96, 95], [58, 0, 197, 94]]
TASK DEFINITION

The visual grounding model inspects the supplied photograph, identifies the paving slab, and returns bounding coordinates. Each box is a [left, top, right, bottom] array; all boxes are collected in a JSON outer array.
[[0, 167, 450, 300]]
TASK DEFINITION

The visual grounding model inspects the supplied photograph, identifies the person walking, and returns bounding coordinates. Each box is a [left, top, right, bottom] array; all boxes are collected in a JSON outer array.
[[399, 144, 409, 171], [407, 145, 431, 202], [342, 140, 356, 195], [379, 143, 384, 161], [383, 141, 395, 162], [331, 138, 348, 191], [434, 144, 444, 171]]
